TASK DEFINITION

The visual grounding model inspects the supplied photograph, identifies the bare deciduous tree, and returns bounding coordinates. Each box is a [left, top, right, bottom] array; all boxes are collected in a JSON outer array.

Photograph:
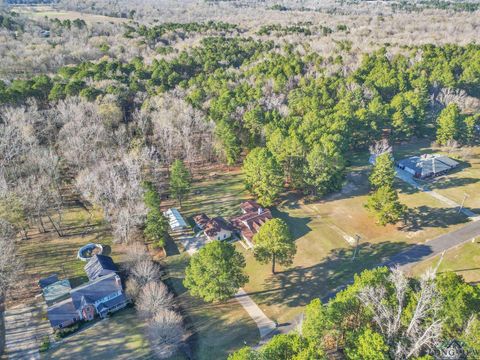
[[130, 259, 162, 287], [136, 281, 174, 318], [358, 267, 443, 359], [0, 220, 22, 299], [147, 309, 185, 359]]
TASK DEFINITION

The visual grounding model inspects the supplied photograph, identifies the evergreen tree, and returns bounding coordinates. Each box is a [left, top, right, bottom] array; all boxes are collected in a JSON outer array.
[[345, 328, 389, 360], [184, 241, 248, 302], [253, 218, 296, 274], [142, 182, 168, 249], [169, 159, 191, 207], [366, 185, 406, 225], [369, 152, 396, 190], [243, 147, 284, 207], [436, 103, 462, 145], [302, 140, 345, 198], [464, 114, 479, 145]]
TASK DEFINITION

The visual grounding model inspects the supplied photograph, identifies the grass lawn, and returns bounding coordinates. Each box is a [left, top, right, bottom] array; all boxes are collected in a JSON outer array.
[[12, 206, 121, 302], [162, 251, 259, 360], [9, 205, 150, 360], [161, 168, 259, 359], [44, 307, 150, 360], [163, 142, 478, 344], [407, 239, 480, 284], [180, 167, 252, 222], [393, 140, 480, 214], [226, 161, 469, 324], [12, 5, 127, 23]]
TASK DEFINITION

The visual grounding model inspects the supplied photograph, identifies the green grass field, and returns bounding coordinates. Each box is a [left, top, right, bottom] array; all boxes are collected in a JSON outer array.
[[177, 148, 473, 324], [12, 205, 149, 359], [408, 239, 480, 284], [44, 307, 151, 360], [162, 251, 259, 360]]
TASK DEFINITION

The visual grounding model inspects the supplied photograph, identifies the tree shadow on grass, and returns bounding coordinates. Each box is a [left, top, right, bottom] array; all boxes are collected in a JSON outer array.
[[400, 206, 469, 232], [271, 208, 312, 241], [164, 235, 181, 257], [248, 241, 432, 310]]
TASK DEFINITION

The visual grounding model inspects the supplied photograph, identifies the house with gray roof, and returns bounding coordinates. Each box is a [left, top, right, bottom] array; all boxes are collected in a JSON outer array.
[[396, 154, 459, 179], [43, 279, 72, 305], [84, 254, 118, 281], [70, 273, 128, 320], [46, 258, 129, 330], [47, 298, 80, 330]]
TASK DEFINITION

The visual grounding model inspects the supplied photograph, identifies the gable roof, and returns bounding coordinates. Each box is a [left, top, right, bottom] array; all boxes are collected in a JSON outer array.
[[70, 272, 122, 310], [84, 254, 117, 281], [47, 298, 79, 328], [43, 279, 72, 305], [164, 208, 188, 230], [231, 208, 272, 242], [193, 213, 210, 228], [240, 200, 261, 213], [204, 217, 234, 237]]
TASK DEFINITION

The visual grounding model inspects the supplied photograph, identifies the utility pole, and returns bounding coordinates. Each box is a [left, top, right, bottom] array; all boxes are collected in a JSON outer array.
[[458, 193, 469, 214], [352, 234, 361, 261]]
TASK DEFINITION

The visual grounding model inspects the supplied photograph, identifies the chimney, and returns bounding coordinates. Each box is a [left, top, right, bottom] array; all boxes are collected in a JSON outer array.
[[258, 207, 263, 215]]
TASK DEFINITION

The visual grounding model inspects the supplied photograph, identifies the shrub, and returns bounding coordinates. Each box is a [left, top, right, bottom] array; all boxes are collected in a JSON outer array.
[[54, 322, 81, 339], [39, 336, 50, 352]]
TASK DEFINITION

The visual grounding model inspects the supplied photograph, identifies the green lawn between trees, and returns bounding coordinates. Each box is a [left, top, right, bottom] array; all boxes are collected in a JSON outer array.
[[11, 205, 150, 360], [169, 141, 479, 333]]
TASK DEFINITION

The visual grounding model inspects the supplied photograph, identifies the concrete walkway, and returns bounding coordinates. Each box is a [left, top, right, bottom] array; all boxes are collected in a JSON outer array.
[[395, 168, 478, 219], [235, 289, 276, 338], [171, 228, 276, 339]]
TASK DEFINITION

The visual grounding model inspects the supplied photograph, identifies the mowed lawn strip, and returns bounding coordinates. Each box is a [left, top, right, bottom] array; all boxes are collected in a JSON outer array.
[[234, 165, 470, 323], [162, 169, 259, 359]]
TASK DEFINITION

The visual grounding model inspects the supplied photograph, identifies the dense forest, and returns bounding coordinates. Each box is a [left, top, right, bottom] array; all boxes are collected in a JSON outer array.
[[1, 0, 479, 359]]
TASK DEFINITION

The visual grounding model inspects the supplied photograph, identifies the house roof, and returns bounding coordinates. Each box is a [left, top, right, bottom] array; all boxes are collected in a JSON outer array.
[[84, 254, 117, 281], [97, 293, 128, 314], [397, 154, 458, 177], [193, 213, 210, 228], [70, 273, 122, 310], [47, 297, 78, 328], [39, 274, 59, 289], [43, 279, 72, 305], [240, 200, 261, 213], [231, 209, 272, 242], [204, 217, 234, 237], [164, 208, 188, 230]]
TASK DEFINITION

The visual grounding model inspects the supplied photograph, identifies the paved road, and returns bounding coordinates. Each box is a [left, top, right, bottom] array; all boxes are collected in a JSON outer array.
[[4, 303, 52, 360], [261, 215, 480, 342], [383, 217, 480, 269]]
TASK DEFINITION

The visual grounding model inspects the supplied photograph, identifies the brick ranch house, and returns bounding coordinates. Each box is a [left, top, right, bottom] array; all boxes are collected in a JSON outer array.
[[230, 200, 272, 248]]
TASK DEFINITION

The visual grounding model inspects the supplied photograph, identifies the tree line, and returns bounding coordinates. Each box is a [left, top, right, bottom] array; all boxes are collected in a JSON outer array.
[[229, 266, 480, 359]]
